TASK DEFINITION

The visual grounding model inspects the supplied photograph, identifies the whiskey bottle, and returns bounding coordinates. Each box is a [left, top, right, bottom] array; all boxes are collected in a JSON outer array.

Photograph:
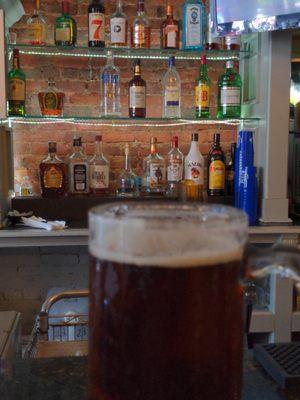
[[129, 59, 146, 118], [55, 0, 77, 47], [89, 135, 110, 195], [38, 78, 65, 117], [217, 61, 242, 118], [162, 56, 181, 119], [110, 0, 127, 47], [27, 0, 47, 46], [40, 142, 67, 198], [131, 0, 151, 49], [161, 4, 180, 50], [207, 133, 225, 197], [143, 137, 166, 195], [116, 143, 138, 197], [8, 49, 26, 117], [166, 136, 183, 197], [184, 133, 204, 187], [69, 137, 89, 195], [88, 0, 105, 48], [195, 54, 211, 118]]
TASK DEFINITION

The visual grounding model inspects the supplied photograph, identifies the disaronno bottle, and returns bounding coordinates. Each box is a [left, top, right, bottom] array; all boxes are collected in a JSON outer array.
[[89, 135, 110, 195], [69, 137, 89, 195], [184, 133, 204, 187]]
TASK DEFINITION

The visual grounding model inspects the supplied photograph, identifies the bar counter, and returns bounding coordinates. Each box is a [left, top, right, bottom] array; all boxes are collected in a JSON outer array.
[[0, 352, 298, 400]]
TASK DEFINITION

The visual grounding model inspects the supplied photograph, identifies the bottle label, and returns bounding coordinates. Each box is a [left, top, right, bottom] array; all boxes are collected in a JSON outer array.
[[28, 22, 45, 43], [186, 5, 202, 47], [165, 86, 180, 107], [44, 166, 63, 189], [209, 160, 225, 190], [43, 92, 59, 111], [220, 87, 241, 106], [73, 164, 88, 192], [164, 25, 178, 48], [225, 35, 241, 46], [9, 78, 25, 101], [148, 163, 166, 187], [90, 165, 109, 189], [195, 84, 210, 107], [186, 161, 203, 184], [110, 17, 126, 44], [130, 86, 146, 108], [89, 12, 105, 42], [168, 161, 183, 182], [55, 24, 71, 42], [132, 25, 149, 47]]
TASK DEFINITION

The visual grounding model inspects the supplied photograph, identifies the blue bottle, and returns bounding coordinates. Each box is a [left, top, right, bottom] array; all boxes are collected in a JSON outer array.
[[182, 0, 205, 51], [240, 166, 258, 226]]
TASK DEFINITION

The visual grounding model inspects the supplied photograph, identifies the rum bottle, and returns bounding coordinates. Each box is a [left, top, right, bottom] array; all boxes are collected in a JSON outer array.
[[55, 0, 77, 47], [195, 54, 211, 118], [131, 0, 151, 49], [217, 61, 242, 118], [89, 135, 110, 195], [27, 0, 47, 46], [143, 137, 166, 195], [207, 133, 225, 196], [129, 59, 146, 118], [8, 49, 26, 117], [69, 137, 89, 195], [184, 133, 204, 188], [161, 5, 180, 50], [88, 0, 105, 48], [110, 0, 127, 47]]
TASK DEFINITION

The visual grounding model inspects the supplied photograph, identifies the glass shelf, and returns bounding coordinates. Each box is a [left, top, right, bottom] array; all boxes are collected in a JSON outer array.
[[3, 115, 260, 128], [8, 44, 251, 61]]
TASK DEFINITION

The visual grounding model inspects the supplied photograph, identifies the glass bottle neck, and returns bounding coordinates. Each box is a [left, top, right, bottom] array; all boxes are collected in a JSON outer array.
[[95, 141, 103, 156], [199, 63, 208, 77], [106, 55, 114, 67], [116, 0, 123, 11], [125, 152, 131, 170], [137, 1, 145, 14], [134, 66, 141, 76], [150, 144, 157, 154], [13, 57, 20, 70]]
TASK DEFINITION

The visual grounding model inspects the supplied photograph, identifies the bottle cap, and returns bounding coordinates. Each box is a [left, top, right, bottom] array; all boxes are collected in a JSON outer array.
[[95, 135, 102, 142], [151, 137, 157, 144], [168, 56, 175, 67], [62, 1, 70, 14], [166, 4, 173, 15], [192, 133, 199, 142]]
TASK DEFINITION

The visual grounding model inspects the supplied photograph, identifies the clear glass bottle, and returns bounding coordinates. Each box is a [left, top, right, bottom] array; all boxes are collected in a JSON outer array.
[[161, 4, 180, 50], [131, 0, 151, 49], [110, 0, 128, 47], [162, 56, 181, 119], [69, 137, 89, 195], [100, 51, 121, 117], [117, 143, 138, 197], [143, 137, 166, 195], [217, 61, 242, 119], [38, 78, 65, 117], [8, 49, 26, 117], [88, 0, 105, 48], [166, 136, 184, 197], [182, 0, 205, 50], [195, 54, 211, 118], [20, 176, 33, 197], [89, 135, 110, 195], [184, 133, 204, 188], [27, 0, 47, 46], [55, 0, 77, 47]]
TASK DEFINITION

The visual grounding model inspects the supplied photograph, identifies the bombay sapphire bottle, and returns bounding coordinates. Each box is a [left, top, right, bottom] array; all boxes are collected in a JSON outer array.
[[182, 0, 205, 51]]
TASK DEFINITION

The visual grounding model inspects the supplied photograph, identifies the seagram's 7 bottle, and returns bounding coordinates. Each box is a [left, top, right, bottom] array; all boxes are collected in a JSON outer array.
[[182, 0, 205, 50]]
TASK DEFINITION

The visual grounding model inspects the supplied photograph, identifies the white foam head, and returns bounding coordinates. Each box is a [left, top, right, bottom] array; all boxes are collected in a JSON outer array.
[[89, 203, 248, 268]]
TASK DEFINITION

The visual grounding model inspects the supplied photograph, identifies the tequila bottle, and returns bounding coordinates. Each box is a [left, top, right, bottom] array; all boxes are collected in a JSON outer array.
[[182, 0, 205, 50], [100, 51, 121, 117], [162, 56, 181, 119], [27, 0, 47, 45], [110, 0, 127, 47], [117, 143, 138, 197], [217, 61, 242, 119], [143, 137, 166, 195]]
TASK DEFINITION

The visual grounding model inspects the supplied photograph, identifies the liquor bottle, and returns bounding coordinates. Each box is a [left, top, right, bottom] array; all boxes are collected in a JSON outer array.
[[40, 142, 67, 198], [182, 0, 205, 50], [100, 51, 121, 117], [225, 35, 241, 51], [88, 0, 105, 48], [161, 4, 180, 50], [195, 54, 211, 118], [8, 49, 26, 117], [167, 136, 184, 197], [69, 137, 89, 195], [89, 135, 110, 195], [143, 137, 166, 194], [110, 0, 127, 47], [205, 12, 223, 51], [117, 143, 138, 197], [20, 176, 33, 197], [131, 0, 151, 49], [207, 133, 226, 197], [129, 59, 146, 118], [27, 0, 47, 46], [226, 142, 236, 196], [162, 57, 181, 119], [217, 61, 242, 119], [184, 133, 204, 188], [38, 78, 65, 117], [55, 0, 77, 47]]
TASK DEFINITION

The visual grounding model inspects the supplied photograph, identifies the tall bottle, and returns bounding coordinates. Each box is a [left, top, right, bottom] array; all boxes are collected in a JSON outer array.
[[161, 4, 180, 50], [100, 51, 121, 117], [143, 137, 166, 195], [163, 56, 181, 119], [226, 142, 236, 197], [89, 135, 110, 195], [69, 137, 89, 195], [110, 0, 127, 47], [55, 0, 77, 47], [207, 133, 226, 196], [184, 133, 204, 188], [129, 59, 146, 118], [8, 49, 26, 117], [27, 0, 47, 46], [182, 0, 205, 50], [195, 54, 211, 118], [217, 61, 242, 118], [167, 136, 184, 197], [117, 143, 138, 197], [88, 0, 105, 48], [39, 142, 67, 198], [131, 0, 151, 49]]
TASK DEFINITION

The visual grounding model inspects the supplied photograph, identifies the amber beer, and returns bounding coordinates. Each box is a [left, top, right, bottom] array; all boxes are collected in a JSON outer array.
[[88, 203, 248, 400]]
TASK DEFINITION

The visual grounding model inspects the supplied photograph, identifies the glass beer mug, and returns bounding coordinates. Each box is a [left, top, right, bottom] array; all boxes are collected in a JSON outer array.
[[88, 203, 300, 400]]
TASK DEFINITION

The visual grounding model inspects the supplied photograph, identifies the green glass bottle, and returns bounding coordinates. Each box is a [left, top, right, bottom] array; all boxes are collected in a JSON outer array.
[[195, 54, 211, 118], [8, 49, 26, 116], [55, 0, 77, 47], [217, 61, 242, 119]]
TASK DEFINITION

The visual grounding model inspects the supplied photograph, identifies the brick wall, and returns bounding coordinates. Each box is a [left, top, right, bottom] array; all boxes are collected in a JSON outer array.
[[11, 0, 237, 194]]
